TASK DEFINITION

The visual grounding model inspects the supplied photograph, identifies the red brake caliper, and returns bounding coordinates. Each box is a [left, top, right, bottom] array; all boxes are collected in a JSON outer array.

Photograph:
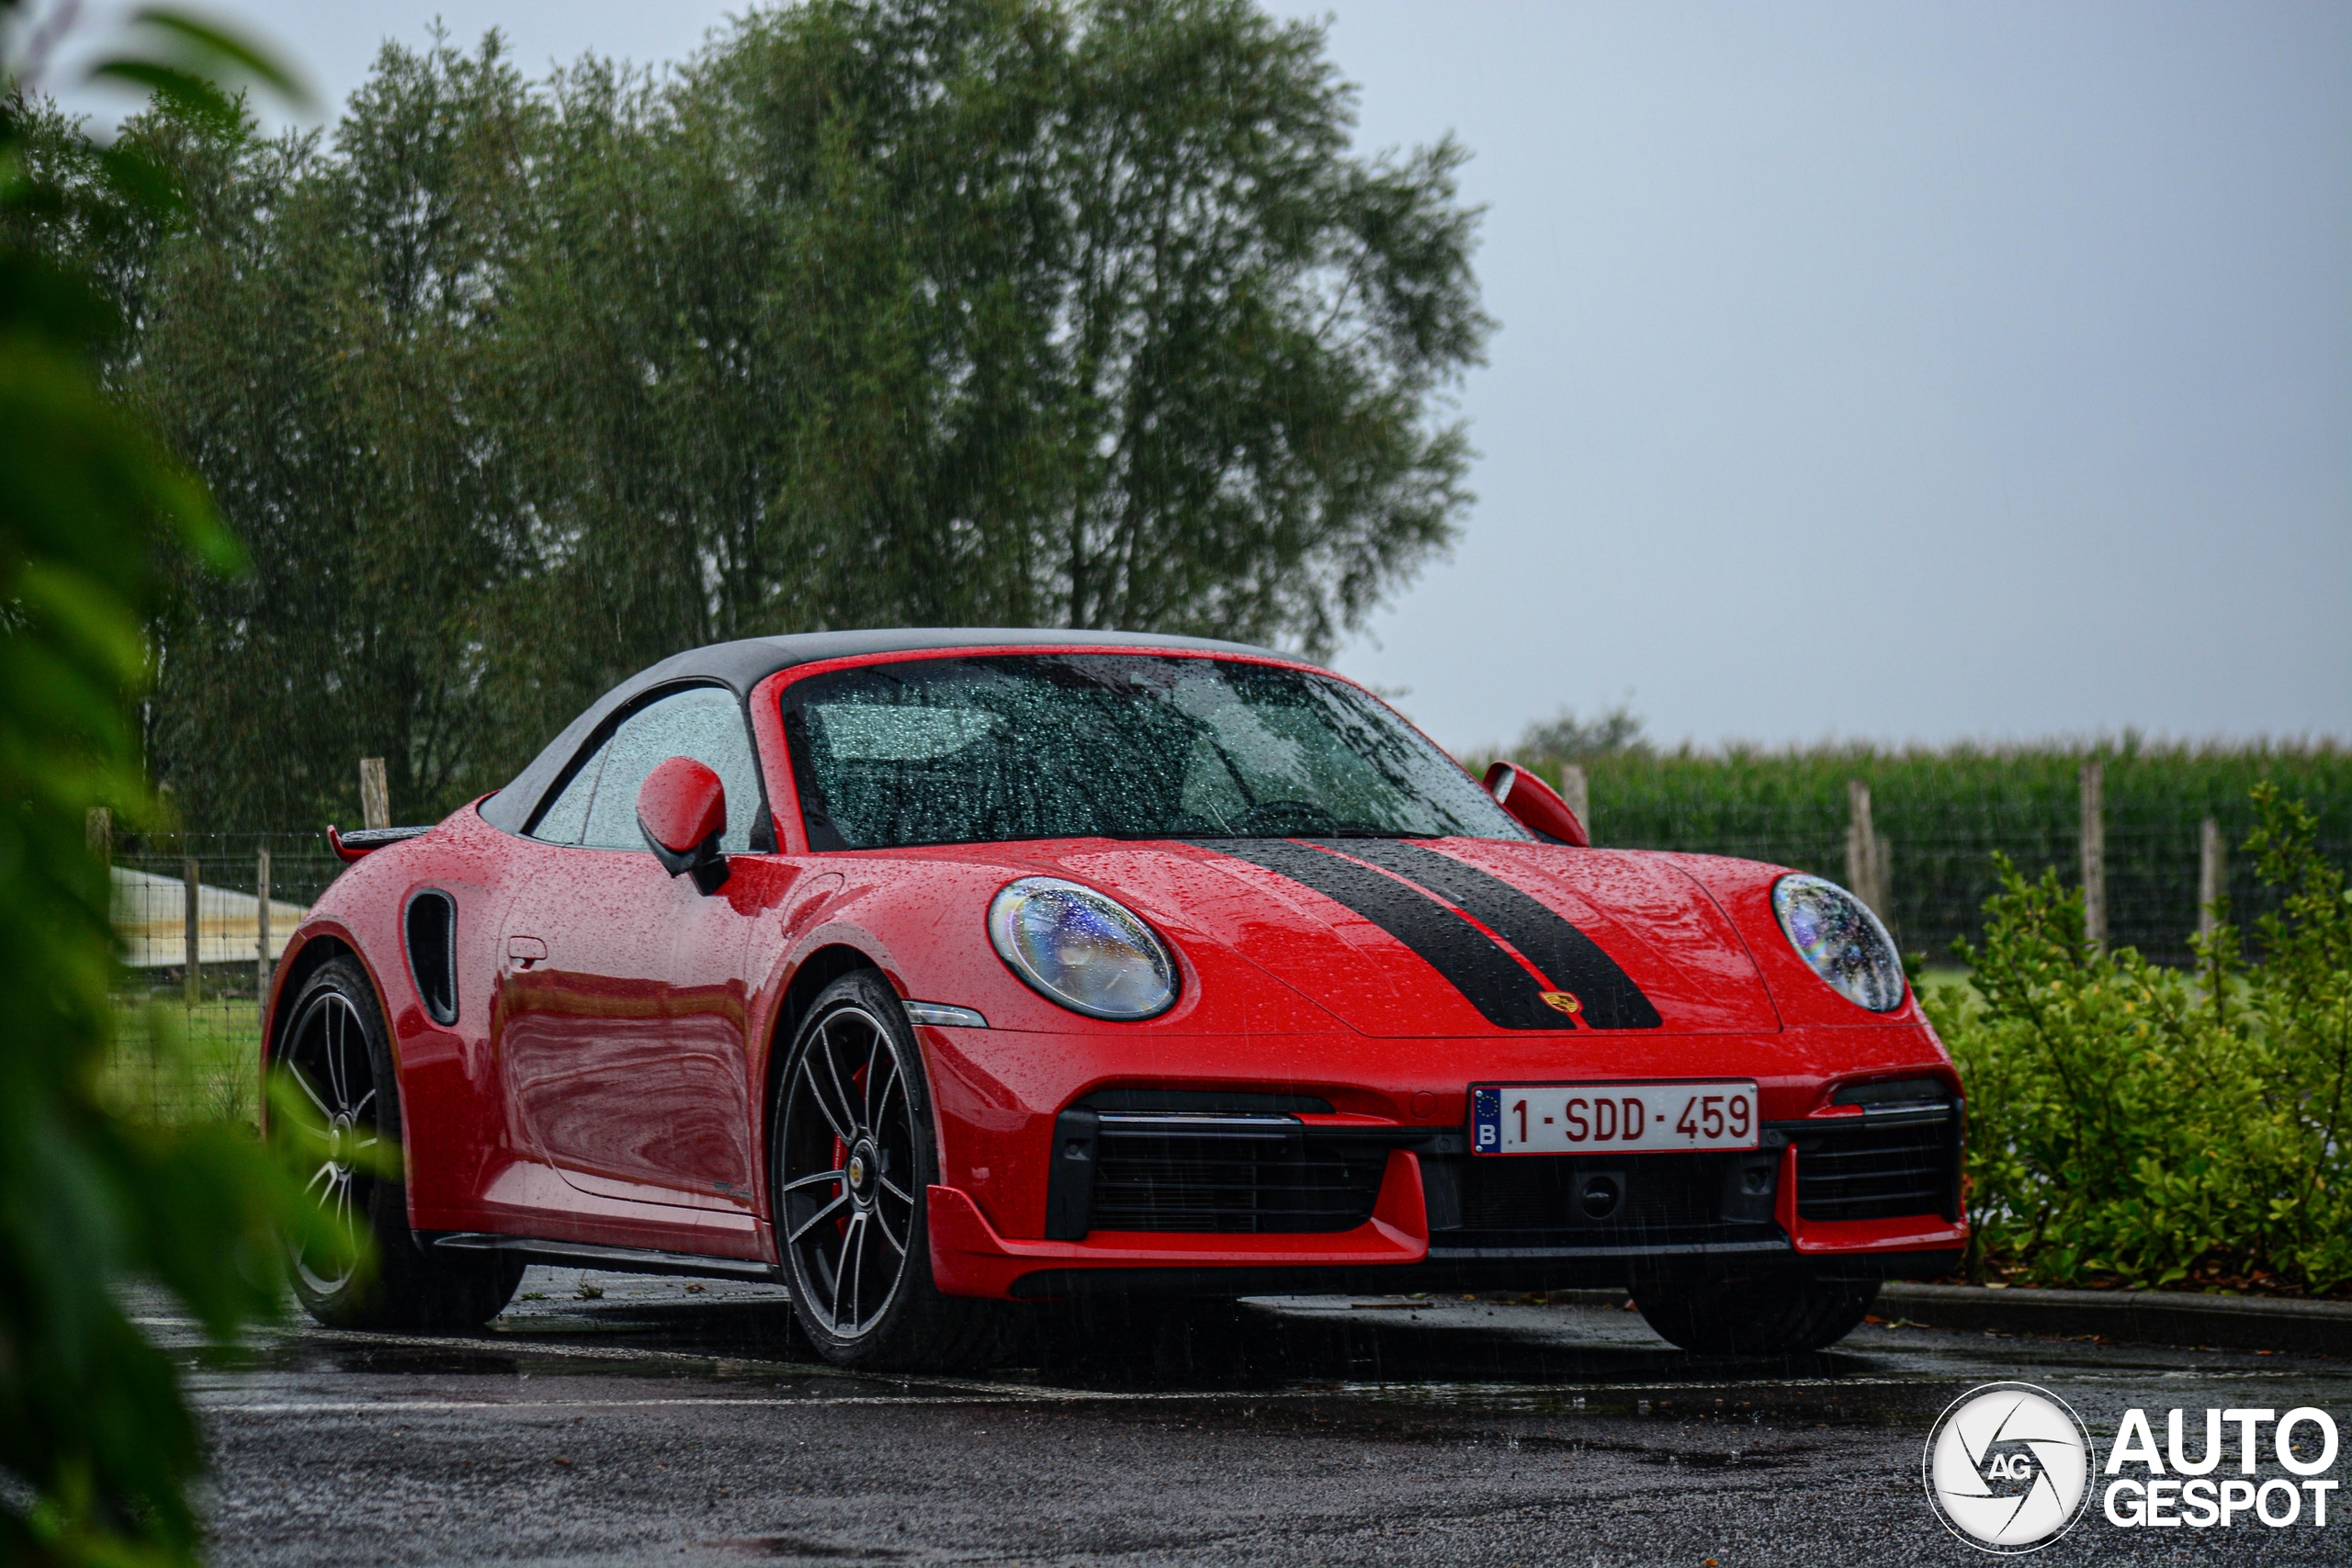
[[831, 1063, 869, 1243]]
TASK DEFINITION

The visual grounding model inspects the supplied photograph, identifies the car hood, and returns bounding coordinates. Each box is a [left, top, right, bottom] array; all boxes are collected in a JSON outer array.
[[1017, 838, 1782, 1037]]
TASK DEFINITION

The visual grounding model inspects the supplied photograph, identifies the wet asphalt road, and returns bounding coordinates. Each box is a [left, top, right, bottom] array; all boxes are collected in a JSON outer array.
[[156, 1269, 2350, 1567]]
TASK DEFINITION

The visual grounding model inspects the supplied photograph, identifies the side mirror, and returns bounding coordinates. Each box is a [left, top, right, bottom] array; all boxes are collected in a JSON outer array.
[[638, 756, 730, 893], [1482, 761, 1589, 847]]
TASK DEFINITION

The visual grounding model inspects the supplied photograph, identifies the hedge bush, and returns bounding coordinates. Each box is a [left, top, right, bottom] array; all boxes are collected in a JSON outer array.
[[1926, 786, 2352, 1294]]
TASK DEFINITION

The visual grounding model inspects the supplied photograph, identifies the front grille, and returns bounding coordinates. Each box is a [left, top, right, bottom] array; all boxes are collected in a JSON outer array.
[[1088, 1127, 1387, 1234], [1795, 1117, 1958, 1222]]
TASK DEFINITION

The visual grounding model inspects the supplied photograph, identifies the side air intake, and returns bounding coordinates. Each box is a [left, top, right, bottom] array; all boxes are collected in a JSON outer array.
[[404, 890, 458, 1025]]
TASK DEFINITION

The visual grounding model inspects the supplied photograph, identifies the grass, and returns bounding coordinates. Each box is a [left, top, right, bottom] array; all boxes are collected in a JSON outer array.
[[105, 996, 265, 1129]]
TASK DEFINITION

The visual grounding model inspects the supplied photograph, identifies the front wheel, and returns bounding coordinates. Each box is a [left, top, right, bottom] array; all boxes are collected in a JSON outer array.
[[1631, 1270, 1878, 1355], [771, 970, 1008, 1371]]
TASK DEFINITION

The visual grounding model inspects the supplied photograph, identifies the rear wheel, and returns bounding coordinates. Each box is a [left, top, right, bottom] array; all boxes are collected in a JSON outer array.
[[277, 955, 523, 1331], [1631, 1269, 1878, 1355], [772, 970, 1007, 1371]]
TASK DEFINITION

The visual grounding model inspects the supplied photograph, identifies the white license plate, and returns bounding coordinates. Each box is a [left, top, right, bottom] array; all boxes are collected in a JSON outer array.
[[1470, 1081, 1759, 1155]]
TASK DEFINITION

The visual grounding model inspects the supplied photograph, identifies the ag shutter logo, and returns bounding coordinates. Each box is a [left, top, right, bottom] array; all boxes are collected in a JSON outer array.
[[1923, 1382, 2093, 1552]]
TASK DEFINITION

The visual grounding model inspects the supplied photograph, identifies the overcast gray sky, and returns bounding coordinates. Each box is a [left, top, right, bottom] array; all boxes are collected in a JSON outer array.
[[46, 1, 2352, 751]]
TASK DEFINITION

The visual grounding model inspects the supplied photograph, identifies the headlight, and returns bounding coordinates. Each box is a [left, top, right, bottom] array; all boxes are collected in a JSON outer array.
[[1771, 874, 1905, 1013], [987, 876, 1178, 1021]]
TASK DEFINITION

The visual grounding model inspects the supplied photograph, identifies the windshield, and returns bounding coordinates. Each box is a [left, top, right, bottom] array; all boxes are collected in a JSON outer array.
[[782, 653, 1528, 851]]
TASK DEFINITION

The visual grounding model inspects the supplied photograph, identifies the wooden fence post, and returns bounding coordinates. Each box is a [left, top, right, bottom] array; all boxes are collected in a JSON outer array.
[[1846, 780, 1871, 907], [2198, 817, 2225, 942], [87, 808, 112, 947], [256, 848, 272, 1038], [1559, 764, 1590, 841], [360, 758, 390, 830], [183, 856, 201, 1005], [2079, 761, 2106, 953], [1845, 780, 1892, 925]]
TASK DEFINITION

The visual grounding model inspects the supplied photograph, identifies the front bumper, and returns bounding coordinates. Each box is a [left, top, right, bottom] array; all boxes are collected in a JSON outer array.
[[928, 1134, 1966, 1302], [916, 1021, 1966, 1300]]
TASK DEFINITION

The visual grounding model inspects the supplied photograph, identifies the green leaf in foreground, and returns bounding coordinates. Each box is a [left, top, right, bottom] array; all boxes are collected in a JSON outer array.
[[1, 5, 322, 1563]]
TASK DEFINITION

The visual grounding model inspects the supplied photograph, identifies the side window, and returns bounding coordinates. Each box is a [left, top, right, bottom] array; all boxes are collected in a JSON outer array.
[[528, 740, 606, 844], [580, 686, 763, 853]]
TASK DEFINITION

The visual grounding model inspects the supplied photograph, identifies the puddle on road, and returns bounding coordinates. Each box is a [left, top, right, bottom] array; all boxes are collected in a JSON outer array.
[[178, 1331, 1970, 1444], [699, 1537, 906, 1560], [163, 1273, 2352, 1443]]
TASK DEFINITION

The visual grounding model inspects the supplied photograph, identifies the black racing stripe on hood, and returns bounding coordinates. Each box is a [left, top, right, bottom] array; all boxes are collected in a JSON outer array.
[[1196, 839, 1570, 1031], [1314, 840, 1663, 1029]]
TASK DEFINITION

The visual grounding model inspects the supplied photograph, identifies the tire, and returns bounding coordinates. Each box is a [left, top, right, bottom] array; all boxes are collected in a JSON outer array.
[[1631, 1269, 1879, 1356], [770, 969, 1009, 1371], [276, 954, 524, 1332]]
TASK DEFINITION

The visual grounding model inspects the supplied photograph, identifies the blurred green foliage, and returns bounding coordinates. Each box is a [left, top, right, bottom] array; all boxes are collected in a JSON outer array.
[[15, 0, 1490, 834], [0, 5, 329, 1562], [1927, 786, 2352, 1294]]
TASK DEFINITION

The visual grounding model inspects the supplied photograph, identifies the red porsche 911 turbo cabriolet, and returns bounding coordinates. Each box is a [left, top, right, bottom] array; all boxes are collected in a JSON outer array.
[[268, 629, 1963, 1368]]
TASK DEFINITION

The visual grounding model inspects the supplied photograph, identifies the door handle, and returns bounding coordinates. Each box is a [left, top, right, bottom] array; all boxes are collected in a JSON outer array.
[[506, 935, 548, 968]]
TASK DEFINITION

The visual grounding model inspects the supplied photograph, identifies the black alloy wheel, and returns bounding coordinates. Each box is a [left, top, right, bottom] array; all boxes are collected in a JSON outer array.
[[772, 970, 1010, 1370], [281, 980, 379, 1297], [778, 995, 919, 1337], [274, 955, 524, 1331]]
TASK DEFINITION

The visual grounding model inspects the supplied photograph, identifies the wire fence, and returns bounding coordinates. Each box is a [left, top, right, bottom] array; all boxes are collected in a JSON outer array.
[[1583, 794, 2346, 968], [105, 831, 345, 1129], [1517, 742, 2352, 969]]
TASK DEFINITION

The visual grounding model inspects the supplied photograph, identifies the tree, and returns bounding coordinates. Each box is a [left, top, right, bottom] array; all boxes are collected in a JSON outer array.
[[114, 0, 1491, 829], [535, 0, 1489, 656], [123, 38, 540, 831], [1518, 704, 1647, 765]]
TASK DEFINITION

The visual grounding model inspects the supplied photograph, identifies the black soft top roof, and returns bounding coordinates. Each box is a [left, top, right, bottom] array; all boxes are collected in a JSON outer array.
[[478, 626, 1281, 834]]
